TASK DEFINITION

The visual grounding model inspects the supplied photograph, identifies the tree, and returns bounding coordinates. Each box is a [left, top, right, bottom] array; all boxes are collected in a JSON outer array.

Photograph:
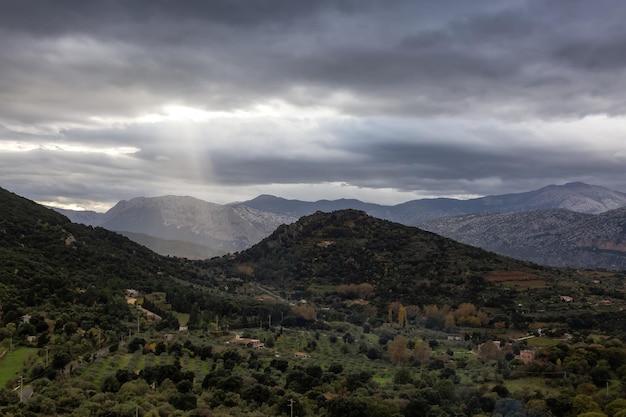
[[358, 283, 374, 299], [388, 335, 410, 365], [116, 370, 141, 387], [276, 396, 305, 417], [128, 337, 146, 353], [525, 399, 548, 417], [176, 379, 193, 393], [403, 397, 430, 417], [491, 385, 509, 398], [572, 394, 602, 415], [589, 361, 611, 388], [546, 396, 572, 416], [102, 374, 122, 393], [413, 339, 432, 368], [242, 383, 272, 405], [388, 301, 402, 323], [494, 321, 507, 330], [328, 363, 343, 374], [605, 398, 626, 417], [367, 347, 382, 360], [0, 388, 18, 406], [170, 392, 197, 411], [398, 306, 407, 327], [444, 313, 456, 332], [405, 305, 420, 322], [479, 341, 501, 361], [493, 398, 525, 417], [346, 371, 372, 391], [393, 368, 413, 385], [286, 369, 315, 394], [454, 303, 477, 320], [327, 396, 366, 417], [52, 350, 71, 370], [293, 305, 316, 321], [270, 358, 289, 373], [155, 341, 167, 355]]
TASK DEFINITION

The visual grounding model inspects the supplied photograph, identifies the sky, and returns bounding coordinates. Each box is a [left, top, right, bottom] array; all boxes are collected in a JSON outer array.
[[2, 0, 626, 212]]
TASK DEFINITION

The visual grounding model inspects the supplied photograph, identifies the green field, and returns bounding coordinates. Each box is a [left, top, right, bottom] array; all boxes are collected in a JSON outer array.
[[172, 312, 190, 326], [503, 376, 562, 397], [525, 336, 561, 348], [0, 347, 38, 387]]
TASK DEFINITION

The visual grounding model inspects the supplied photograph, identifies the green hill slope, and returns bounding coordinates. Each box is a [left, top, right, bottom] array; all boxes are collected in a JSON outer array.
[[0, 187, 204, 330], [0, 186, 291, 343], [202, 209, 626, 331], [208, 210, 543, 301]]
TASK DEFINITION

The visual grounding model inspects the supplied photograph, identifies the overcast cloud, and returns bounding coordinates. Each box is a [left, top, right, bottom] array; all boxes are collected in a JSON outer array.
[[1, 0, 626, 211]]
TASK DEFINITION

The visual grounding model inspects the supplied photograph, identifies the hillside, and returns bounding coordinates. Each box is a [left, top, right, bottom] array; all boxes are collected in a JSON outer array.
[[204, 210, 575, 309], [0, 186, 294, 347], [0, 187, 204, 326], [420, 207, 626, 270], [118, 231, 220, 259]]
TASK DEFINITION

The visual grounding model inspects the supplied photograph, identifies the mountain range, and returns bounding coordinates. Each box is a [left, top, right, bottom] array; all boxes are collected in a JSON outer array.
[[419, 207, 626, 270], [233, 182, 626, 223], [54, 182, 626, 269]]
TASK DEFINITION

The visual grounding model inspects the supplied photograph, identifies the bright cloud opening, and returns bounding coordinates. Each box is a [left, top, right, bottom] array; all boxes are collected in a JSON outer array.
[[0, 141, 139, 156]]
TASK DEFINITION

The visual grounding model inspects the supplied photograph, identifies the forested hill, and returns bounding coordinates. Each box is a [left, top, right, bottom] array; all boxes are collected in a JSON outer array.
[[204, 209, 572, 309], [0, 187, 204, 328]]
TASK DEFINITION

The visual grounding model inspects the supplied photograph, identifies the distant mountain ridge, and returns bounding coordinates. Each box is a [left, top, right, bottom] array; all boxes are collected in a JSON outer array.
[[65, 195, 297, 258], [234, 182, 626, 224], [55, 182, 626, 264], [420, 207, 626, 270]]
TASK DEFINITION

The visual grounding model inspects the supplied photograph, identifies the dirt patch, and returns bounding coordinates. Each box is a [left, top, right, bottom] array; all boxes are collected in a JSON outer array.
[[486, 271, 547, 288]]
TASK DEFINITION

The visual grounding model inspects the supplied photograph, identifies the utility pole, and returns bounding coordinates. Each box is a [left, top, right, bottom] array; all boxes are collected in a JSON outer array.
[[268, 314, 271, 329], [288, 398, 295, 417], [19, 376, 23, 403]]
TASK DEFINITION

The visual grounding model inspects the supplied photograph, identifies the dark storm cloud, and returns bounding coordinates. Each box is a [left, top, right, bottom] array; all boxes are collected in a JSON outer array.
[[0, 1, 584, 121], [2, 0, 626, 208], [206, 118, 626, 195], [7, 0, 626, 124]]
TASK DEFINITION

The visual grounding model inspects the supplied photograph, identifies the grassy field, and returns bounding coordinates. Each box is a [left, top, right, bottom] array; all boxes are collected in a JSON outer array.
[[525, 337, 561, 348], [0, 347, 38, 387], [503, 376, 562, 397], [173, 312, 190, 326]]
